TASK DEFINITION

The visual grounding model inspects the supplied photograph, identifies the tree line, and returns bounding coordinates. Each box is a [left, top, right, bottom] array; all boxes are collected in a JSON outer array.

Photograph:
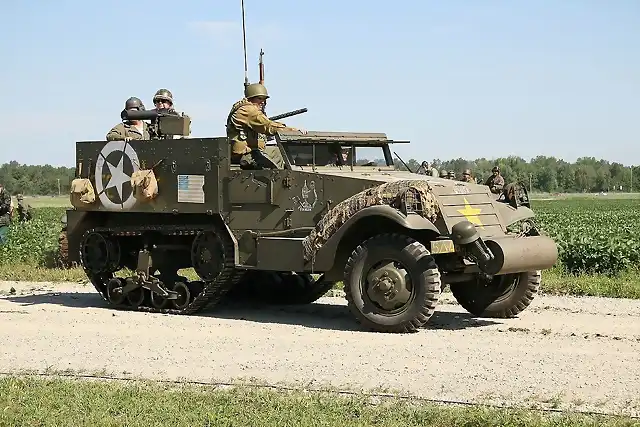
[[393, 155, 637, 193], [0, 155, 637, 195]]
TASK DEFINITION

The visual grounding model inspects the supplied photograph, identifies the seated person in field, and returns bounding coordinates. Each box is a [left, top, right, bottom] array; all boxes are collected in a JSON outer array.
[[328, 143, 350, 166]]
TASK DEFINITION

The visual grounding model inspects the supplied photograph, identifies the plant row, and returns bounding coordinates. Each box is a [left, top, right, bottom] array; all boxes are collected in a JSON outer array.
[[1, 201, 638, 277]]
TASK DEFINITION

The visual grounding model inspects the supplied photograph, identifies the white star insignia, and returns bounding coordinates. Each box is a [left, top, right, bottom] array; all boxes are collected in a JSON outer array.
[[105, 155, 130, 201]]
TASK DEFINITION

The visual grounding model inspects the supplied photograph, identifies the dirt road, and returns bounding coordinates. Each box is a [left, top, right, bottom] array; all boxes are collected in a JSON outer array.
[[1, 280, 639, 416]]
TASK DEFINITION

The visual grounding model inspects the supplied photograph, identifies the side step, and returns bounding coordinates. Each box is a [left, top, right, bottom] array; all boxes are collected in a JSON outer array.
[[256, 236, 306, 271]]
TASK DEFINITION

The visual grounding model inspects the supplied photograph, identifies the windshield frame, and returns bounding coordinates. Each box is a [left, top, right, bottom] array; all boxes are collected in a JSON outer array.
[[277, 141, 396, 171]]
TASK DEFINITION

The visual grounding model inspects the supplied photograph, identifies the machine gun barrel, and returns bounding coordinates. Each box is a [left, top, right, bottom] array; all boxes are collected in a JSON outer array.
[[268, 108, 308, 121], [121, 109, 161, 121]]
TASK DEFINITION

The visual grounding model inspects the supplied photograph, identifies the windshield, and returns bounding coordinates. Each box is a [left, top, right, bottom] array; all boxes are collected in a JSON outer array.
[[283, 143, 393, 168]]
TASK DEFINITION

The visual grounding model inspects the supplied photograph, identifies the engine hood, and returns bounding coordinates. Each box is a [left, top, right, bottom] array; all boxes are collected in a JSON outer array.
[[312, 168, 488, 191], [310, 167, 507, 237]]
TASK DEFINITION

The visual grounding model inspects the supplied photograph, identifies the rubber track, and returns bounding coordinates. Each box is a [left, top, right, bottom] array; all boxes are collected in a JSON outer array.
[[79, 224, 243, 315]]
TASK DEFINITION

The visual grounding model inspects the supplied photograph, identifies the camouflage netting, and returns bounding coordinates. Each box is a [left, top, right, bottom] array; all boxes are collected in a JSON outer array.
[[302, 180, 440, 261]]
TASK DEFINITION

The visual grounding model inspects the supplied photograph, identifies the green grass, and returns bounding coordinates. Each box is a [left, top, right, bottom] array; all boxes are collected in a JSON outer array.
[[0, 375, 637, 427], [16, 194, 71, 208], [2, 263, 639, 300], [529, 192, 640, 200]]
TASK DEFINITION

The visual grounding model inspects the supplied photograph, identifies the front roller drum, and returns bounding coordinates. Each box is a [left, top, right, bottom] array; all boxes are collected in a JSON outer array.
[[343, 233, 442, 333]]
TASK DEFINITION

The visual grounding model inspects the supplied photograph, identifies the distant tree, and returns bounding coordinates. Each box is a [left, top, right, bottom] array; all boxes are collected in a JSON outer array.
[[1, 154, 637, 195]]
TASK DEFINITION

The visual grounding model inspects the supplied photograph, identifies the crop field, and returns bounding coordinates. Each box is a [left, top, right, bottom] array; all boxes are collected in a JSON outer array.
[[1, 195, 639, 297], [1, 195, 640, 426], [534, 198, 640, 277]]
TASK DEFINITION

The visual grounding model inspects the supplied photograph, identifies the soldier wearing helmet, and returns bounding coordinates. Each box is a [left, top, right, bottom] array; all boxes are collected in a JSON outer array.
[[15, 193, 32, 223], [151, 88, 189, 139], [439, 169, 448, 179], [460, 169, 473, 183], [106, 97, 151, 142], [226, 83, 306, 170], [0, 183, 11, 245], [152, 89, 177, 113], [484, 165, 505, 194], [447, 170, 456, 180]]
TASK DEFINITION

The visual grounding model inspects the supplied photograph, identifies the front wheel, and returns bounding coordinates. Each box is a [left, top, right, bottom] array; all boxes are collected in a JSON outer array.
[[449, 270, 541, 318], [343, 233, 442, 333]]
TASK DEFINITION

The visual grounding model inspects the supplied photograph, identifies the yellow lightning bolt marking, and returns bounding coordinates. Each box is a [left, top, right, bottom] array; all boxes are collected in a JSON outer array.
[[457, 198, 484, 228]]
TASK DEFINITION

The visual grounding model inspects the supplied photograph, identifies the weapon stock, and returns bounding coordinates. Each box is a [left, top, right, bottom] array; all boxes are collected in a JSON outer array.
[[268, 108, 308, 121]]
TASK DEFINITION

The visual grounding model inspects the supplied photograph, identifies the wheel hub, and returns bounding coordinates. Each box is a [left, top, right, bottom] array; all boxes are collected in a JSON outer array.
[[191, 231, 225, 281], [366, 261, 412, 311], [106, 278, 126, 305], [80, 232, 120, 274]]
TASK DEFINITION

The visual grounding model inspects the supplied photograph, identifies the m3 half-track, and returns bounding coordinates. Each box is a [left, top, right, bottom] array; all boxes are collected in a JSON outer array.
[[64, 114, 558, 333]]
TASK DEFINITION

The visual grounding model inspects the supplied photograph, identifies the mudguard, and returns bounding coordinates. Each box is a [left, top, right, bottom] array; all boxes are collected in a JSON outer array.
[[495, 203, 535, 226], [308, 205, 440, 270]]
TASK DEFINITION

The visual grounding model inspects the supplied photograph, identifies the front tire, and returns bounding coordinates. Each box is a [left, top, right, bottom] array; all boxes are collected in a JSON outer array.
[[343, 233, 441, 333], [449, 270, 541, 318]]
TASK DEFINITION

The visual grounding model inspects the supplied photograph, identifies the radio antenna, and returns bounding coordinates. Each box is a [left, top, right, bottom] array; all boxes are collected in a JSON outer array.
[[241, 0, 249, 89]]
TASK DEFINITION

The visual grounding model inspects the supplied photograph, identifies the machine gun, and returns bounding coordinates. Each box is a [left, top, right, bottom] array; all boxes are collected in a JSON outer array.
[[268, 108, 308, 121], [121, 108, 191, 139]]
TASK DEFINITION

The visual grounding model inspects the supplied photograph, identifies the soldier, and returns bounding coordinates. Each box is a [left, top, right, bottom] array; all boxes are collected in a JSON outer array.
[[461, 169, 473, 182], [485, 166, 505, 194], [0, 184, 11, 245], [227, 83, 306, 170], [151, 88, 186, 139], [427, 162, 439, 177], [448, 170, 456, 180], [328, 143, 349, 166], [106, 97, 151, 142], [416, 161, 438, 177], [152, 88, 179, 115], [15, 194, 32, 223], [439, 169, 448, 179]]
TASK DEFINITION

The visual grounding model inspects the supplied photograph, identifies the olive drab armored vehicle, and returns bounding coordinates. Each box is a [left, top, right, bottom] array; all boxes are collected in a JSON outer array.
[[64, 113, 558, 333]]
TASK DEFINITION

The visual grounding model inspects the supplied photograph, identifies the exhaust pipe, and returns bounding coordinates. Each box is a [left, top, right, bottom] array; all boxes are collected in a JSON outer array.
[[450, 220, 558, 276]]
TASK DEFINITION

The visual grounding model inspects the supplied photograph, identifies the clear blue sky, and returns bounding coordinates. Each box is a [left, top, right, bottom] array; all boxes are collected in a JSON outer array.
[[1, 0, 638, 167]]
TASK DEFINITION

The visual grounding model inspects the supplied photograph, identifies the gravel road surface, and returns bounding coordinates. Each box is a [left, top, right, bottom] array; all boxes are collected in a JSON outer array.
[[1, 280, 639, 416]]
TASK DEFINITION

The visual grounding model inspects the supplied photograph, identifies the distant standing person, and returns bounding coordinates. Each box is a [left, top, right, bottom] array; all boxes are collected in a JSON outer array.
[[485, 166, 505, 194], [16, 194, 32, 223], [460, 169, 473, 183], [0, 184, 11, 245]]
